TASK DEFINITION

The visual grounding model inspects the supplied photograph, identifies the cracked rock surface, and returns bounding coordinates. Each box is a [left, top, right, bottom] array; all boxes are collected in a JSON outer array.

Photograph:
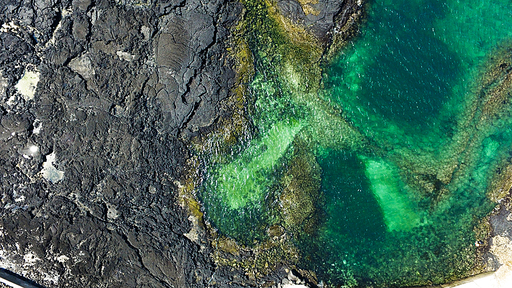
[[0, 0, 237, 286], [0, 0, 352, 287]]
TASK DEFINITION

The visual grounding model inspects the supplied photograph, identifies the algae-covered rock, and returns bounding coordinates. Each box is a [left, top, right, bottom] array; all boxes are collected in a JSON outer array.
[[280, 140, 321, 233]]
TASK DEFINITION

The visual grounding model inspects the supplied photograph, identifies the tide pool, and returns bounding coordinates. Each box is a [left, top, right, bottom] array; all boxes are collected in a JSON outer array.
[[199, 0, 512, 286]]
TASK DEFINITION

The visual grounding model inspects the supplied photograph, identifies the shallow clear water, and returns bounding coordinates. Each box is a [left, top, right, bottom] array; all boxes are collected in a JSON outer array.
[[200, 0, 512, 286], [303, 0, 512, 285]]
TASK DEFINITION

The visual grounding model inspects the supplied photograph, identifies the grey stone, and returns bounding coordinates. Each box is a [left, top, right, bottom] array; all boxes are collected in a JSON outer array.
[[68, 53, 95, 79], [277, 0, 361, 42]]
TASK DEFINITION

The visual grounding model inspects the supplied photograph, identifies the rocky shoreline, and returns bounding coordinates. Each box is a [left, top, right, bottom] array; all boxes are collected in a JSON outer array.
[[2, 0, 512, 287], [0, 0, 364, 287]]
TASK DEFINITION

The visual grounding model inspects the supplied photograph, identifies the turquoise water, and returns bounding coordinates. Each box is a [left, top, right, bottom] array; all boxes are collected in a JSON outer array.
[[200, 0, 512, 286], [316, 149, 386, 242], [327, 1, 460, 132], [304, 0, 512, 285]]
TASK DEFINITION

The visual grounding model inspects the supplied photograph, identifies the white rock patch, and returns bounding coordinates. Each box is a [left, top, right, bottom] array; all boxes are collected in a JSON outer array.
[[106, 204, 119, 220], [184, 215, 200, 243], [116, 51, 138, 61], [0, 21, 19, 33], [23, 252, 41, 266], [20, 144, 39, 159], [56, 255, 70, 263], [32, 119, 42, 134], [141, 25, 151, 41], [41, 153, 64, 183], [13, 193, 25, 203], [15, 69, 40, 101], [0, 73, 8, 97]]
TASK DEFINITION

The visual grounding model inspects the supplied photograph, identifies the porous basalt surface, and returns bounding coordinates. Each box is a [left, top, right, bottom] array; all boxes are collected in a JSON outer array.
[[0, 0, 233, 286]]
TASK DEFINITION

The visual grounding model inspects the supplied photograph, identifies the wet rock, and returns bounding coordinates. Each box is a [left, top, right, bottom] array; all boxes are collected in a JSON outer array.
[[277, 0, 361, 42]]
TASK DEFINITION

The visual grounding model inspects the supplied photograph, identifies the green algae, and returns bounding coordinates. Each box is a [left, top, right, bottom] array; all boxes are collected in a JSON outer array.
[[198, 0, 512, 286], [200, 0, 326, 239]]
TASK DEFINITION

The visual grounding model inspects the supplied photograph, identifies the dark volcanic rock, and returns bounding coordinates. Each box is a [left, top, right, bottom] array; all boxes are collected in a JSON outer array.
[[277, 0, 362, 42], [0, 0, 238, 286]]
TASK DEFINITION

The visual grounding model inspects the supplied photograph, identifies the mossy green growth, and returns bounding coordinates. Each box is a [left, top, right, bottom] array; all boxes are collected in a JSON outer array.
[[200, 0, 328, 243], [241, 0, 324, 93]]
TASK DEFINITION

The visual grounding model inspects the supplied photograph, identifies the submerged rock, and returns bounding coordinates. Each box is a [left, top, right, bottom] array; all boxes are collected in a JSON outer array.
[[279, 142, 321, 233]]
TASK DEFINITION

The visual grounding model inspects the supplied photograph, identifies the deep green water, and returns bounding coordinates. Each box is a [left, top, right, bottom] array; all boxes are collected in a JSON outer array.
[[201, 0, 512, 286]]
